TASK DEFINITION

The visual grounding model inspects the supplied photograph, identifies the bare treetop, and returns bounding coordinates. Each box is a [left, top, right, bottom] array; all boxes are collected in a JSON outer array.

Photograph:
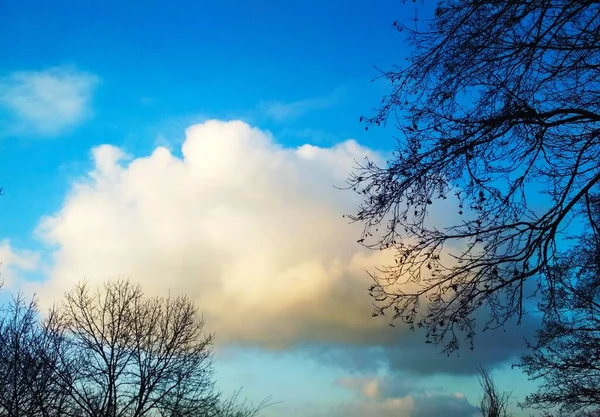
[[52, 279, 217, 417], [348, 0, 600, 352], [0, 279, 270, 417]]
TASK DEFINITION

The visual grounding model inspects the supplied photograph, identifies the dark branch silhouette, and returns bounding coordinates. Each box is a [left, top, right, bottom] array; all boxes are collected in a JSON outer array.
[[0, 294, 70, 417], [49, 279, 218, 417], [347, 0, 600, 353], [517, 195, 600, 416], [0, 280, 268, 417], [477, 367, 511, 417]]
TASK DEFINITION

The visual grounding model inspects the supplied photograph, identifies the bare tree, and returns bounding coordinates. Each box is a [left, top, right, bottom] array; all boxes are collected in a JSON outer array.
[[210, 390, 272, 417], [517, 197, 600, 416], [48, 279, 219, 417], [346, 0, 600, 352], [0, 294, 42, 417], [0, 280, 269, 417], [477, 367, 511, 417], [0, 294, 68, 417]]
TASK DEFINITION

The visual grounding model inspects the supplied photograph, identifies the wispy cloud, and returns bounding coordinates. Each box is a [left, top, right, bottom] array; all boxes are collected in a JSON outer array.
[[259, 87, 344, 122], [0, 66, 99, 136]]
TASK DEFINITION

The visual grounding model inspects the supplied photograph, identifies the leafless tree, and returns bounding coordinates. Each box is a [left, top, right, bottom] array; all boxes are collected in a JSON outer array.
[[346, 0, 600, 352], [210, 390, 272, 417], [477, 367, 511, 417], [517, 197, 600, 416], [0, 280, 268, 417], [48, 279, 219, 417], [0, 294, 68, 417], [0, 294, 38, 416]]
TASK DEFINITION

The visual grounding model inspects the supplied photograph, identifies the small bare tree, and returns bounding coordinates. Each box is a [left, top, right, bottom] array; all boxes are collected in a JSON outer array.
[[211, 390, 272, 417], [0, 294, 38, 416], [477, 367, 511, 417], [0, 294, 68, 417], [49, 279, 218, 417]]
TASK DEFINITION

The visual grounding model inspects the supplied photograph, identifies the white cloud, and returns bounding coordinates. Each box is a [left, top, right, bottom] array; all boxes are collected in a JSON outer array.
[[0, 240, 40, 288], [18, 119, 530, 376], [32, 119, 399, 348], [0, 66, 99, 136]]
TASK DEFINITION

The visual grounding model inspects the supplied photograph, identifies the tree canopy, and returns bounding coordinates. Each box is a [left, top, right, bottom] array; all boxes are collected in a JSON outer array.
[[49, 279, 217, 417], [0, 279, 267, 417], [348, 0, 600, 352]]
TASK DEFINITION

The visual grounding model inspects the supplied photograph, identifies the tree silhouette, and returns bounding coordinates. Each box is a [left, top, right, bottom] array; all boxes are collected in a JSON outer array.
[[517, 196, 600, 415], [477, 367, 511, 417], [0, 279, 268, 417], [0, 294, 70, 417], [48, 279, 218, 417], [347, 0, 600, 352]]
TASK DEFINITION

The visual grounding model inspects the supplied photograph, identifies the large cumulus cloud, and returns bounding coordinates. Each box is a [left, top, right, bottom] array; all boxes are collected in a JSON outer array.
[[27, 119, 533, 374], [33, 120, 394, 348]]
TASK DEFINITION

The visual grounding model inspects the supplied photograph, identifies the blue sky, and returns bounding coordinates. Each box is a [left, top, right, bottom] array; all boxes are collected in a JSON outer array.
[[1, 1, 538, 416]]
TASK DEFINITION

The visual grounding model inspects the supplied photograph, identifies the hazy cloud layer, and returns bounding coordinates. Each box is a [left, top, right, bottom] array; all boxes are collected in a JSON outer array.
[[333, 375, 479, 417], [0, 67, 98, 136], [27, 119, 532, 375], [310, 310, 537, 376]]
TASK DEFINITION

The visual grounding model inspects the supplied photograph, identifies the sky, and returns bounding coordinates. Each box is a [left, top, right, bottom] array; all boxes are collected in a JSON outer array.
[[0, 1, 539, 416]]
